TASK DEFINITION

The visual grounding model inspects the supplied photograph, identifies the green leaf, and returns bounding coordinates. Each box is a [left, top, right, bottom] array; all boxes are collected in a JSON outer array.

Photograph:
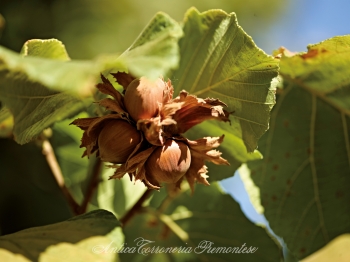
[[0, 12, 182, 144], [50, 117, 90, 202], [248, 36, 350, 260], [302, 234, 350, 262], [121, 12, 183, 79], [0, 45, 125, 97], [238, 164, 264, 214], [0, 249, 30, 262], [121, 184, 282, 262], [20, 39, 70, 60], [0, 43, 93, 144], [0, 106, 13, 137], [0, 210, 122, 262], [171, 8, 279, 153], [95, 168, 147, 219]]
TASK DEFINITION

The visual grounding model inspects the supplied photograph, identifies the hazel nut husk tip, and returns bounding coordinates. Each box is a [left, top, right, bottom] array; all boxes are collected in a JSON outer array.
[[71, 72, 231, 193]]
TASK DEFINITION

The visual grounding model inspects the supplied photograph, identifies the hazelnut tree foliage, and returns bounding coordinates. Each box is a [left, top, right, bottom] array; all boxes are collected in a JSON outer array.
[[0, 7, 349, 262]]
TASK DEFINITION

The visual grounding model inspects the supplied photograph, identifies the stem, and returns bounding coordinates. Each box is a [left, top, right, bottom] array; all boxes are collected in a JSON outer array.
[[146, 207, 190, 243], [77, 157, 103, 215], [120, 189, 154, 226], [41, 138, 80, 215]]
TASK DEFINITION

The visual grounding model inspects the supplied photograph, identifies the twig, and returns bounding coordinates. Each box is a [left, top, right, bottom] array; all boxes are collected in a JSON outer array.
[[120, 189, 154, 226], [77, 157, 103, 214], [41, 138, 80, 215], [146, 207, 190, 243]]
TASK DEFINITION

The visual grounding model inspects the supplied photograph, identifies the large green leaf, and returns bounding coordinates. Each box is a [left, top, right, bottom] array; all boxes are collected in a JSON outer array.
[[171, 8, 279, 153], [121, 12, 183, 79], [0, 210, 122, 262], [0, 12, 182, 144], [120, 183, 282, 262], [248, 36, 350, 260], [0, 41, 93, 144]]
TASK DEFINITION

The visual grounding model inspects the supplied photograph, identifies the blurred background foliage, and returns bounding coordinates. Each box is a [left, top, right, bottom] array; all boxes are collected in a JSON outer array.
[[0, 0, 287, 235], [0, 0, 287, 58]]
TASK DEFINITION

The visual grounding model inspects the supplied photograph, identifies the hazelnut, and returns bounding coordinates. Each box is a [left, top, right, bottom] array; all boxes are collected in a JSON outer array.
[[146, 139, 191, 184], [124, 77, 167, 121], [98, 120, 141, 163]]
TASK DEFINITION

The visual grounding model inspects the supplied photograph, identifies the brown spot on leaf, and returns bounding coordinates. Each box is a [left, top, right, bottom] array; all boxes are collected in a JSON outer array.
[[160, 225, 171, 239], [304, 228, 311, 236], [336, 191, 344, 198], [287, 179, 292, 185], [307, 148, 312, 155], [271, 195, 277, 201], [283, 120, 289, 128], [300, 48, 327, 59], [270, 176, 276, 181], [251, 170, 256, 176], [300, 248, 306, 254], [273, 164, 279, 171], [147, 218, 158, 227], [285, 152, 290, 158], [285, 191, 291, 197]]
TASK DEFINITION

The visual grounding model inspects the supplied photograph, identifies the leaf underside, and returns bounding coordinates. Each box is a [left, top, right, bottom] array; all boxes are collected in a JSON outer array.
[[249, 35, 350, 260], [0, 12, 183, 144], [171, 8, 279, 153], [0, 210, 121, 262], [121, 183, 282, 262]]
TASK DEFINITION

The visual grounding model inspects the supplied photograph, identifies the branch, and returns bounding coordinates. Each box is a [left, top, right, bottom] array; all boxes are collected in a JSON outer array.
[[120, 189, 154, 226], [41, 138, 80, 215], [77, 157, 103, 215]]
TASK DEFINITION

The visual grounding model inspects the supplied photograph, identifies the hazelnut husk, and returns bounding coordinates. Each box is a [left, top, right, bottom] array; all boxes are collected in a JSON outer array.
[[72, 73, 231, 193]]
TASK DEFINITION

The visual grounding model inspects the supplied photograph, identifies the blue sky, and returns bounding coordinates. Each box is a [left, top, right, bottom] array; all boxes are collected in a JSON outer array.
[[256, 0, 350, 54]]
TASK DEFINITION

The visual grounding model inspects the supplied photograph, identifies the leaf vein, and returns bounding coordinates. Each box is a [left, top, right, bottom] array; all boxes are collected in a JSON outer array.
[[209, 89, 275, 104], [208, 19, 238, 86], [310, 94, 329, 242], [191, 17, 233, 92], [193, 66, 277, 97], [259, 84, 293, 185], [179, 24, 212, 92], [276, 158, 309, 224], [291, 198, 316, 247], [341, 113, 350, 172]]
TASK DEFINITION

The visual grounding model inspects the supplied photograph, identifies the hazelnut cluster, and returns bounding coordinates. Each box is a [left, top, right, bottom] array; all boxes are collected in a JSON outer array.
[[71, 73, 230, 192]]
